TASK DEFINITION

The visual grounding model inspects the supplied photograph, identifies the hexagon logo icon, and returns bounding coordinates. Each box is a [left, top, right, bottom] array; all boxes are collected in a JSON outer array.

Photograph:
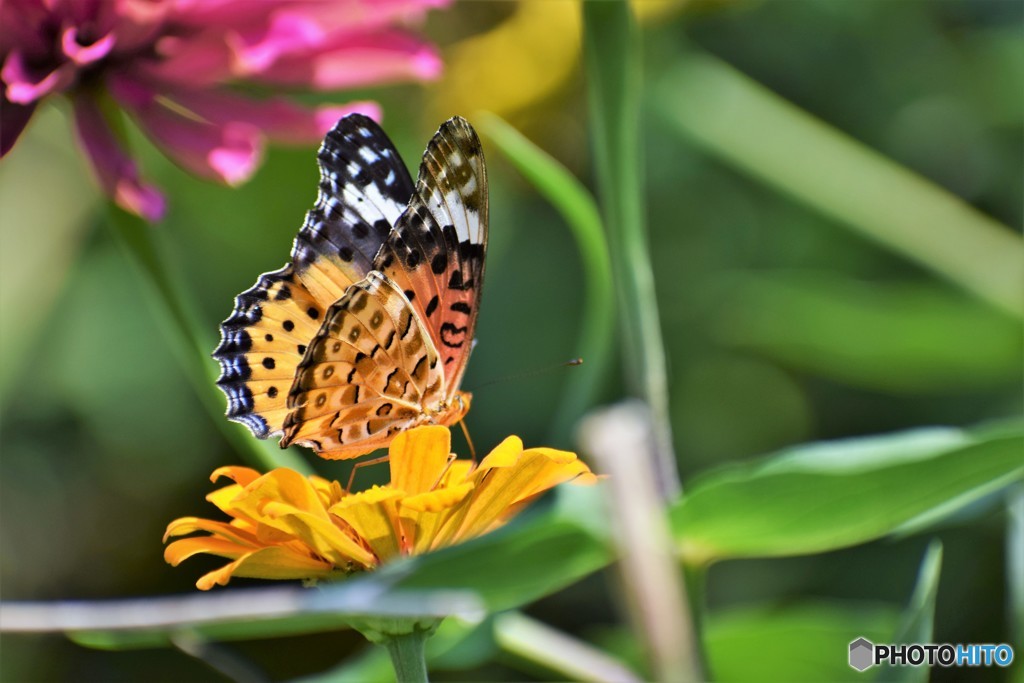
[[849, 637, 874, 671]]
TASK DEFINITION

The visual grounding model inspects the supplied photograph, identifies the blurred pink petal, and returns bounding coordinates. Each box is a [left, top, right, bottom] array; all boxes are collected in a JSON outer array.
[[283, 0, 452, 31], [72, 96, 167, 221], [229, 11, 327, 74], [256, 31, 442, 89], [0, 0, 449, 221], [140, 32, 235, 87], [164, 87, 381, 145], [2, 51, 77, 104], [167, 0, 279, 27], [61, 27, 116, 65], [228, 0, 449, 74], [110, 77, 261, 186], [105, 0, 172, 53], [1, 91, 36, 157], [0, 0, 51, 56]]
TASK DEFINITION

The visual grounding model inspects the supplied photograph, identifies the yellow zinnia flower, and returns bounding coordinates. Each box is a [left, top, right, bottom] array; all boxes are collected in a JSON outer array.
[[164, 426, 596, 590]]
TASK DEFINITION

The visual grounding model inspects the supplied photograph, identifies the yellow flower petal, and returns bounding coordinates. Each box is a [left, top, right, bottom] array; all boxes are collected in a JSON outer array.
[[399, 483, 474, 554], [309, 475, 344, 509], [400, 483, 473, 513], [210, 466, 262, 487], [330, 486, 404, 562], [476, 434, 524, 470], [504, 448, 598, 504], [231, 468, 332, 528], [206, 483, 246, 514], [389, 426, 451, 495], [260, 501, 376, 568], [194, 546, 335, 590], [163, 516, 259, 547], [446, 447, 594, 543], [166, 428, 597, 588], [165, 536, 254, 566], [440, 460, 474, 486]]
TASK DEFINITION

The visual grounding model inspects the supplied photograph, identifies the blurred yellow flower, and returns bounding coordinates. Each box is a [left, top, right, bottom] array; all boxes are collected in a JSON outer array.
[[164, 426, 596, 590]]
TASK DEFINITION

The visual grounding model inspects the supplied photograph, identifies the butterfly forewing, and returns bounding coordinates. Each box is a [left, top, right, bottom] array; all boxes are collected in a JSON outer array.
[[374, 116, 488, 394], [290, 114, 415, 303], [214, 115, 413, 438]]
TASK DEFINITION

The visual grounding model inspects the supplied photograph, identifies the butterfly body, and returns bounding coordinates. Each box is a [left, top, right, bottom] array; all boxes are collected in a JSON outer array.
[[214, 115, 486, 459]]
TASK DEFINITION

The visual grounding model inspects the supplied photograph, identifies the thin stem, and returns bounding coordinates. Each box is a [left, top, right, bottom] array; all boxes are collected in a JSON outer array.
[[495, 611, 642, 683], [478, 113, 616, 441], [381, 628, 430, 683], [583, 0, 680, 498], [170, 630, 270, 683], [579, 402, 702, 683]]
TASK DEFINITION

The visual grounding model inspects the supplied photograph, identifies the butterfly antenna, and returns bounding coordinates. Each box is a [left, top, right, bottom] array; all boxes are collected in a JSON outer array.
[[472, 358, 583, 391]]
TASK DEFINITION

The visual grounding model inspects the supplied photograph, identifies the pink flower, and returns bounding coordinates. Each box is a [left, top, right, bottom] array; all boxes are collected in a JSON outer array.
[[0, 0, 448, 222]]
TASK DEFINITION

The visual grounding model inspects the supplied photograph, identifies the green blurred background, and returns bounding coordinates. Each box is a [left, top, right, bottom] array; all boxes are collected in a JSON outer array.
[[1, 1, 1020, 680]]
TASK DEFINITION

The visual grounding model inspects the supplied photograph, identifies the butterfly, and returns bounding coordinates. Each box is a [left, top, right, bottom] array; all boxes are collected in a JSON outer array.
[[214, 115, 487, 459]]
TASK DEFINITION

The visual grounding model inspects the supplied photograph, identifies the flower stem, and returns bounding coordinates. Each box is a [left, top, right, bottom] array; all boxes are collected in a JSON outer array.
[[381, 628, 430, 683], [350, 616, 440, 683], [583, 0, 680, 498]]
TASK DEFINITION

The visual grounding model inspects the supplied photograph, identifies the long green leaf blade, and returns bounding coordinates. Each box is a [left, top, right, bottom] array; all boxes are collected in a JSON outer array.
[[673, 425, 1024, 564], [478, 113, 615, 439], [655, 49, 1024, 319]]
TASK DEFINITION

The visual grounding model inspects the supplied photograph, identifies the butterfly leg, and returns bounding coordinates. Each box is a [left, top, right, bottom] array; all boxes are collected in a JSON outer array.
[[346, 454, 391, 493], [427, 453, 460, 492], [456, 418, 476, 463]]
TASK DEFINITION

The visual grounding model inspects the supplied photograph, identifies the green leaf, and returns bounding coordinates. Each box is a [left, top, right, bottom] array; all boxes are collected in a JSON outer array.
[[704, 602, 900, 682], [383, 517, 609, 613], [60, 515, 607, 650], [478, 113, 615, 440], [875, 541, 942, 683], [711, 271, 1023, 392], [672, 425, 1024, 564], [654, 48, 1024, 319]]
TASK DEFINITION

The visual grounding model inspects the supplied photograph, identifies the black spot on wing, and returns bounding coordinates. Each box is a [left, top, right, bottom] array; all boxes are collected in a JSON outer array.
[[431, 253, 447, 274], [440, 322, 467, 348]]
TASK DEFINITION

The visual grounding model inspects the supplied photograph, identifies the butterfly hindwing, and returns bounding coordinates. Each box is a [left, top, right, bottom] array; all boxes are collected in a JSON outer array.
[[214, 115, 413, 439], [214, 266, 326, 437], [280, 272, 446, 459], [374, 116, 488, 392]]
